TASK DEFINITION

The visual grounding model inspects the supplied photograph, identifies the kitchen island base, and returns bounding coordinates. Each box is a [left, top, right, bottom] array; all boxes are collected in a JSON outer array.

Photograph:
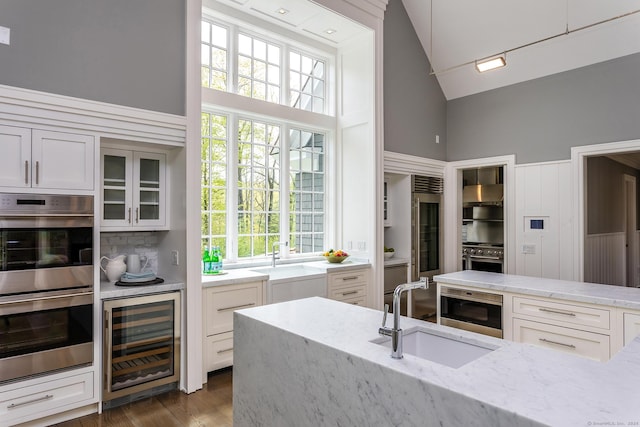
[[233, 298, 547, 427]]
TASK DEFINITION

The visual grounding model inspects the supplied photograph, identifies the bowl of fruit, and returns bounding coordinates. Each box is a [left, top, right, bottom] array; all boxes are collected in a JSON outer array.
[[384, 246, 395, 260], [322, 249, 349, 263]]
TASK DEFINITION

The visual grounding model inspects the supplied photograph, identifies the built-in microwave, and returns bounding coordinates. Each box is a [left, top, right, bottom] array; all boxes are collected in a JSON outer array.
[[440, 286, 503, 338]]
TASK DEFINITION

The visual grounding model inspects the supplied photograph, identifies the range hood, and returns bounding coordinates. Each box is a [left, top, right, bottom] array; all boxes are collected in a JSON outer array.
[[463, 184, 504, 205]]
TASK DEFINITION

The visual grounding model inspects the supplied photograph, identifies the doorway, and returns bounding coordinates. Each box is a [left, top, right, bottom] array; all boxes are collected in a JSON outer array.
[[574, 140, 640, 285], [625, 174, 638, 287]]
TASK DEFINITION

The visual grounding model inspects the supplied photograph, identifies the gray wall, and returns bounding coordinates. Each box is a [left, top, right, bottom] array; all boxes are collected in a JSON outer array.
[[383, 0, 447, 161], [447, 52, 640, 164], [0, 0, 185, 116], [586, 156, 640, 234]]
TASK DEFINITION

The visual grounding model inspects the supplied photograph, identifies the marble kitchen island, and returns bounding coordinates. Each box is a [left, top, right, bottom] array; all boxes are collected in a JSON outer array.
[[233, 297, 640, 427]]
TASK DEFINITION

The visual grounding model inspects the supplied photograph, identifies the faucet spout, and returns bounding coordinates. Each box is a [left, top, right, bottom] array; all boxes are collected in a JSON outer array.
[[379, 277, 428, 359], [271, 241, 289, 267]]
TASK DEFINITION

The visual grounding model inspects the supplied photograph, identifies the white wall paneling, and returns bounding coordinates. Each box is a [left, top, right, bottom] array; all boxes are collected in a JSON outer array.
[[514, 161, 574, 280], [584, 233, 626, 286]]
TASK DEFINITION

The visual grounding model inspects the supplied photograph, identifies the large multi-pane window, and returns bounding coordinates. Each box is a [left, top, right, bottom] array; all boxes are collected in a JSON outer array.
[[237, 34, 281, 103], [201, 18, 327, 113], [201, 113, 227, 256], [289, 129, 325, 253], [237, 119, 281, 257], [201, 16, 331, 262], [289, 52, 325, 113], [201, 21, 228, 91]]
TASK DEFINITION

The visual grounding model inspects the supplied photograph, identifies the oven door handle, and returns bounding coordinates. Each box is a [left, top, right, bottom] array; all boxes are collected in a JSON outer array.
[[0, 290, 93, 314]]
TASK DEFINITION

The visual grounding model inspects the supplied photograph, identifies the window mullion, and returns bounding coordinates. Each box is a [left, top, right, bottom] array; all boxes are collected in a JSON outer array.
[[281, 123, 291, 258], [229, 24, 238, 94], [227, 113, 239, 262], [282, 45, 290, 109]]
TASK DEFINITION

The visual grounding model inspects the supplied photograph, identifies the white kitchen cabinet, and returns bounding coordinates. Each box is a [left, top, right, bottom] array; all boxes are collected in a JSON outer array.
[[203, 281, 264, 374], [623, 311, 640, 345], [101, 148, 167, 230], [327, 267, 370, 307], [513, 318, 610, 362], [509, 295, 613, 361], [0, 370, 94, 426], [0, 125, 94, 191]]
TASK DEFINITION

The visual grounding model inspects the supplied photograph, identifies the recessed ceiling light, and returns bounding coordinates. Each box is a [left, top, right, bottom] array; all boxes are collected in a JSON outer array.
[[276, 8, 289, 15], [325, 29, 337, 35], [475, 56, 506, 73]]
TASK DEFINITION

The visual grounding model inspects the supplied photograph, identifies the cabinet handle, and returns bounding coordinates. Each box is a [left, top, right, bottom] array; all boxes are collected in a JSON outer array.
[[217, 302, 255, 312], [539, 338, 576, 349], [342, 290, 358, 296], [128, 207, 132, 224], [341, 276, 359, 281], [24, 161, 29, 184], [8, 394, 53, 409], [538, 308, 576, 317], [35, 161, 39, 185], [135, 207, 139, 223], [217, 347, 233, 354]]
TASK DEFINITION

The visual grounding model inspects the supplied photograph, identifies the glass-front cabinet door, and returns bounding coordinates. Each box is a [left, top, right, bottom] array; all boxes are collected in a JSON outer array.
[[102, 149, 133, 228], [133, 152, 165, 227], [101, 148, 167, 230]]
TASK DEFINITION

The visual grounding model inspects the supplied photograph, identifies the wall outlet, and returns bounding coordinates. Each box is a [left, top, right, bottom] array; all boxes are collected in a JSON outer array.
[[357, 241, 366, 251], [347, 241, 353, 250], [435, 135, 440, 144], [171, 250, 179, 265]]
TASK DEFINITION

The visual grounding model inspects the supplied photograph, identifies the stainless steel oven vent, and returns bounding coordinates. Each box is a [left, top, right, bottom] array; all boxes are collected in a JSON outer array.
[[412, 175, 443, 194]]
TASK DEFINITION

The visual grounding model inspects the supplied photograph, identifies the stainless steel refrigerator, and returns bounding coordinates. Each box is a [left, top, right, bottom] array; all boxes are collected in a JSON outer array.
[[410, 176, 443, 320]]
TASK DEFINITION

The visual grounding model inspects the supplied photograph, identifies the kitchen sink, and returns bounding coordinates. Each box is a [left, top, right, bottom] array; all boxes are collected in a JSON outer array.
[[250, 264, 327, 304], [250, 265, 324, 281], [371, 326, 497, 368]]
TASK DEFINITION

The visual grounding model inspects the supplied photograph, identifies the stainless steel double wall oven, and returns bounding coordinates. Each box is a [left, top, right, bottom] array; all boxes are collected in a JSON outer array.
[[0, 193, 94, 383]]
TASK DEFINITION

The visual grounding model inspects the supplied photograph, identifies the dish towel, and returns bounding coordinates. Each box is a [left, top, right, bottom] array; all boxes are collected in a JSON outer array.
[[121, 271, 155, 281]]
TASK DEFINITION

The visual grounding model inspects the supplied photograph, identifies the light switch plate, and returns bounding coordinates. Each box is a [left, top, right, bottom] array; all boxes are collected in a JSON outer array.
[[0, 26, 10, 45], [522, 244, 536, 254]]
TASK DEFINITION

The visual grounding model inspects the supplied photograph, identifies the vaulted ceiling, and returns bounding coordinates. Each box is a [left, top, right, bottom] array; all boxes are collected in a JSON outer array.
[[402, 0, 640, 100]]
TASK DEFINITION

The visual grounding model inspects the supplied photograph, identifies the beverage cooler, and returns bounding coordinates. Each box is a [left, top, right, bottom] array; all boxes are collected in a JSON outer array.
[[103, 292, 180, 405]]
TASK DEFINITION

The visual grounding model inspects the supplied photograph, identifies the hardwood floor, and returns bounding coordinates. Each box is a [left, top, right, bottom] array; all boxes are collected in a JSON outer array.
[[54, 369, 233, 427]]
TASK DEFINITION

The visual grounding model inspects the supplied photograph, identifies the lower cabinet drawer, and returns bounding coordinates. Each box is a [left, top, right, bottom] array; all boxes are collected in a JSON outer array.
[[329, 284, 366, 302], [513, 318, 610, 362], [205, 331, 234, 373], [0, 371, 94, 425], [512, 296, 610, 331], [341, 295, 367, 306]]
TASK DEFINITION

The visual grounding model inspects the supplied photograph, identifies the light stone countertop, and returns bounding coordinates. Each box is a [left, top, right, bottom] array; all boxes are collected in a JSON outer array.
[[202, 259, 371, 288], [434, 270, 640, 310], [100, 279, 184, 299], [236, 296, 640, 426]]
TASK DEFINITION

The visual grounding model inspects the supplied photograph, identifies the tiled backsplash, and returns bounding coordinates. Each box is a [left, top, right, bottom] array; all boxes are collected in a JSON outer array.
[[100, 232, 159, 279]]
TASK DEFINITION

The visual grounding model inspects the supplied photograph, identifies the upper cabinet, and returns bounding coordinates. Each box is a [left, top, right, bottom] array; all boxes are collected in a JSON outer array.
[[101, 147, 167, 231], [0, 125, 94, 191]]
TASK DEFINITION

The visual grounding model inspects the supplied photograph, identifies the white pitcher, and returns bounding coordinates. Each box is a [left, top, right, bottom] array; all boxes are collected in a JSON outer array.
[[126, 254, 149, 274], [100, 255, 127, 282]]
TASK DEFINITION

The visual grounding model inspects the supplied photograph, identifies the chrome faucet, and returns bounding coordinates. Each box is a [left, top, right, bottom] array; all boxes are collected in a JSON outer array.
[[379, 277, 428, 359], [271, 241, 288, 267]]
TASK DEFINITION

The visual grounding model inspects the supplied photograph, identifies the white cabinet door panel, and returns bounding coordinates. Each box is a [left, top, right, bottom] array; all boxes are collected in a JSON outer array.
[[0, 125, 31, 188], [513, 318, 610, 362], [623, 312, 640, 345], [32, 130, 94, 190]]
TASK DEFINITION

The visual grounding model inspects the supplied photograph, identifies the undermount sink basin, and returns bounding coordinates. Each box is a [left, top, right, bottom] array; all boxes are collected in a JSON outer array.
[[250, 265, 324, 281], [371, 326, 497, 368]]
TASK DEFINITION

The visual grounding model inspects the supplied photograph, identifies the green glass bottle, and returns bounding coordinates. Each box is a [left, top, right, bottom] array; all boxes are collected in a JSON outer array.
[[202, 249, 211, 273]]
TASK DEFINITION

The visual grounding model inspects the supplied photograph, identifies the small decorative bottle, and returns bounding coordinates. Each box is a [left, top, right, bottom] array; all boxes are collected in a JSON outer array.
[[211, 246, 220, 273], [202, 249, 211, 274]]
